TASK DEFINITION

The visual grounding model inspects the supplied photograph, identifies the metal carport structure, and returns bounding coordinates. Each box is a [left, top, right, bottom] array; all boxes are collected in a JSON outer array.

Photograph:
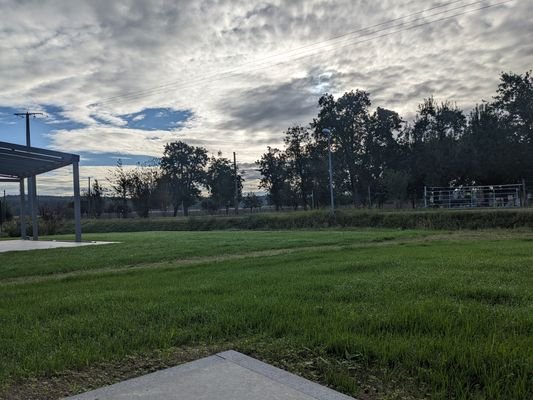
[[0, 140, 82, 242]]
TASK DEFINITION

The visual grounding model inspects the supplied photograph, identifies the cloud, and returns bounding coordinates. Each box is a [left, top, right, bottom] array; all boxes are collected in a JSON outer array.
[[0, 0, 531, 195], [217, 76, 322, 132], [131, 114, 145, 122]]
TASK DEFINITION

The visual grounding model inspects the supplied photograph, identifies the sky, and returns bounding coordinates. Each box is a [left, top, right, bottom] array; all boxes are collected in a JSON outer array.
[[0, 0, 531, 195]]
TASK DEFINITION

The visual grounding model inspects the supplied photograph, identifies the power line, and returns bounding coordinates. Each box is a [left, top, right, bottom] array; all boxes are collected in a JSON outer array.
[[94, 0, 474, 105], [100, 0, 512, 106], [93, 0, 512, 107]]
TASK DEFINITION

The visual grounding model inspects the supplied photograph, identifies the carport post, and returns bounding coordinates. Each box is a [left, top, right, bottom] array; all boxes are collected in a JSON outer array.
[[30, 177, 38, 240], [19, 179, 27, 239], [73, 160, 82, 242]]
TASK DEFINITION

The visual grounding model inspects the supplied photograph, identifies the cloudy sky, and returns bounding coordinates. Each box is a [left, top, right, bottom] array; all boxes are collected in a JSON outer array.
[[0, 0, 531, 195]]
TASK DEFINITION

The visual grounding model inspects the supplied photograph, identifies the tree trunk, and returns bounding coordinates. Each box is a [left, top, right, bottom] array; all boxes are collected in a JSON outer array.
[[173, 205, 178, 217], [183, 206, 189, 217], [301, 191, 308, 210], [122, 197, 128, 219], [349, 172, 359, 207]]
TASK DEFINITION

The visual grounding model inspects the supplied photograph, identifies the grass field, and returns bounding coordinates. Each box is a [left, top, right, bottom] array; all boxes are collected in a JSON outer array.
[[0, 229, 532, 399]]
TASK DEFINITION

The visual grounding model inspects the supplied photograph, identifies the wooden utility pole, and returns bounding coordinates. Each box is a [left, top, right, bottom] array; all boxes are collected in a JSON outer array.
[[87, 176, 91, 218], [0, 189, 4, 232], [233, 152, 239, 215]]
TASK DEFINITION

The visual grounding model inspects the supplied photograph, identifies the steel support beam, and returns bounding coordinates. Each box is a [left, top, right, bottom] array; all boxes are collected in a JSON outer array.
[[19, 179, 27, 239], [31, 176, 38, 240], [73, 161, 82, 242]]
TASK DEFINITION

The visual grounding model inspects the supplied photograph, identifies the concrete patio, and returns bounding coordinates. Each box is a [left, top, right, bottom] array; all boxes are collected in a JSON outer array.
[[0, 239, 115, 253], [65, 350, 355, 400]]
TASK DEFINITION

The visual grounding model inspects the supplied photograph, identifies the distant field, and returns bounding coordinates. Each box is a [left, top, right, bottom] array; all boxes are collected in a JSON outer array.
[[1, 230, 532, 399]]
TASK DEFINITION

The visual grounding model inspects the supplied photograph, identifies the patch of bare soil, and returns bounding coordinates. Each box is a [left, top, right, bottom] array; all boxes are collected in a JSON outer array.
[[0, 340, 428, 400], [0, 344, 228, 400]]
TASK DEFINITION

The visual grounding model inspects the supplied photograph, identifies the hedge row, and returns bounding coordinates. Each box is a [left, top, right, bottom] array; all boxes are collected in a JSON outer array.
[[50, 209, 533, 234]]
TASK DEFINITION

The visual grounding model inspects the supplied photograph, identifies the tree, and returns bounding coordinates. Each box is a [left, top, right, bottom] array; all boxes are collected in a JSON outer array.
[[461, 104, 518, 184], [160, 141, 208, 217], [493, 71, 533, 179], [306, 140, 330, 209], [494, 71, 533, 144], [383, 169, 409, 208], [314, 90, 372, 206], [284, 126, 313, 210], [128, 164, 161, 218], [89, 179, 106, 217], [242, 193, 262, 213], [107, 159, 132, 218], [200, 197, 219, 214], [362, 107, 403, 206], [256, 147, 287, 211], [0, 199, 13, 231], [402, 98, 466, 206], [152, 176, 173, 216], [206, 153, 244, 214]]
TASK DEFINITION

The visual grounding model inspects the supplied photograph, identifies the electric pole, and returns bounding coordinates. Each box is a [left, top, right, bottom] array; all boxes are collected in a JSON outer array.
[[323, 129, 335, 215], [14, 111, 43, 240], [14, 112, 43, 147], [88, 176, 91, 218], [0, 189, 4, 232], [233, 152, 239, 215]]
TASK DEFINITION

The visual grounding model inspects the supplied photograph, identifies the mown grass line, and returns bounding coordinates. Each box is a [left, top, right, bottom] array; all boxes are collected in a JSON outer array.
[[1, 231, 532, 399], [0, 234, 456, 286], [0, 229, 430, 280], [2, 230, 525, 287]]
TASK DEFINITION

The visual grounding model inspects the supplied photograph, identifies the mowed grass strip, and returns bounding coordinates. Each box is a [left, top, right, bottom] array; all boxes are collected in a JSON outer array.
[[0, 230, 428, 280], [0, 231, 532, 399]]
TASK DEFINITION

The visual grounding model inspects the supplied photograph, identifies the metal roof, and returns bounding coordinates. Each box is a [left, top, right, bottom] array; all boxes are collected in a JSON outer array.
[[0, 140, 79, 180]]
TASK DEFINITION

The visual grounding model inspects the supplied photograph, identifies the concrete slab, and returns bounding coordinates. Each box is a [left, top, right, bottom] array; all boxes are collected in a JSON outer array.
[[65, 350, 355, 400], [0, 240, 116, 253]]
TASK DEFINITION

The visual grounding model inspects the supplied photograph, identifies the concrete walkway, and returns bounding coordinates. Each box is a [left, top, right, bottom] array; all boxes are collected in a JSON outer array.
[[0, 240, 115, 253], [65, 351, 355, 400]]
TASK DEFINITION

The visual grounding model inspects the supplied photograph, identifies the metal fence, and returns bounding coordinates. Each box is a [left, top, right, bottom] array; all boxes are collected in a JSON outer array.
[[424, 183, 527, 209]]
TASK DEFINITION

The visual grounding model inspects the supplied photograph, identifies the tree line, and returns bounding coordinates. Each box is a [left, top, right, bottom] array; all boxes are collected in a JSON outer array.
[[257, 70, 532, 209], [103, 145, 248, 218], [98, 70, 531, 217]]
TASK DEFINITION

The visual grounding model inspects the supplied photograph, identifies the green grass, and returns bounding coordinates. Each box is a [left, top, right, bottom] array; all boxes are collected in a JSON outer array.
[[1, 230, 532, 399], [0, 229, 427, 280]]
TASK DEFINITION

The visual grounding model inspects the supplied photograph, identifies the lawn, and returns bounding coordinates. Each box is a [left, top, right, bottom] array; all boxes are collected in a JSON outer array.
[[0, 229, 532, 399]]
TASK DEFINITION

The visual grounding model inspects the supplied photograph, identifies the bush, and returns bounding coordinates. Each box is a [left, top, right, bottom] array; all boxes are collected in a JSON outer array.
[[49, 209, 533, 235]]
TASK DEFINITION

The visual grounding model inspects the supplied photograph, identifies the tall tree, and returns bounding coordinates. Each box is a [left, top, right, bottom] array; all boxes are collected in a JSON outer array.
[[256, 147, 287, 211], [89, 179, 106, 217], [206, 154, 244, 214], [402, 98, 466, 205], [160, 141, 208, 217], [494, 71, 533, 144], [460, 104, 517, 184], [128, 164, 161, 218], [314, 90, 372, 206], [493, 71, 533, 179], [107, 159, 131, 218], [284, 126, 313, 210], [362, 107, 403, 205]]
